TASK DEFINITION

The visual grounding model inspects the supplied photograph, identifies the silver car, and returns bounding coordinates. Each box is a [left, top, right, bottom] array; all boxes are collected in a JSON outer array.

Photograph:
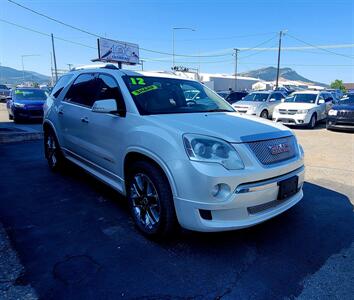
[[233, 91, 286, 119]]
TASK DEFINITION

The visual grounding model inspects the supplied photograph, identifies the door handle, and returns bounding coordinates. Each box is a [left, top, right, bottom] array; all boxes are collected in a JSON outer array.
[[81, 117, 89, 123]]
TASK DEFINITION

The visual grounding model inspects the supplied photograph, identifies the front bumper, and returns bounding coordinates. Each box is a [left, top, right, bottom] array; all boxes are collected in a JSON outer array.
[[327, 117, 354, 131], [272, 112, 311, 126], [174, 166, 304, 232], [13, 107, 44, 119]]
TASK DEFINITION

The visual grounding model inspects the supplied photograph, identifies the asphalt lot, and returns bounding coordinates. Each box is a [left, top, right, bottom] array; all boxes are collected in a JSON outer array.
[[0, 118, 353, 299]]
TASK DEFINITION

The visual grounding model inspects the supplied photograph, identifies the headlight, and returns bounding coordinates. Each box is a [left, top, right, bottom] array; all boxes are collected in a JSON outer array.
[[14, 102, 25, 108], [328, 109, 337, 116], [183, 134, 244, 170], [248, 106, 256, 112], [297, 109, 308, 114]]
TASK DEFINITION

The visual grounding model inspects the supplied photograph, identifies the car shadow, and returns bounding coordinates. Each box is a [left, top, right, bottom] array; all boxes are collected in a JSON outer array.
[[1, 145, 353, 300]]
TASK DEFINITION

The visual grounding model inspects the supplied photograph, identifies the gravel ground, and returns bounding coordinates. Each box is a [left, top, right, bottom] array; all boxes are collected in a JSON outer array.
[[0, 224, 37, 300]]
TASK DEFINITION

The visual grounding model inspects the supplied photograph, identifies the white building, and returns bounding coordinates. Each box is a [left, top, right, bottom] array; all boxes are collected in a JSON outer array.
[[173, 71, 259, 91]]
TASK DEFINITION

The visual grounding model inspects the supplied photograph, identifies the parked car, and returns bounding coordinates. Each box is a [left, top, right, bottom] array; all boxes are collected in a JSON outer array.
[[225, 91, 248, 104], [43, 64, 305, 238], [7, 87, 48, 123], [272, 91, 334, 129], [327, 94, 354, 131], [232, 90, 286, 119], [326, 89, 343, 101], [0, 84, 10, 102], [216, 90, 231, 99]]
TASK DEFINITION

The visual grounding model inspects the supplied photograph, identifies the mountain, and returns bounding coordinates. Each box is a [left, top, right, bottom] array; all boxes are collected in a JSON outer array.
[[0, 66, 50, 85], [240, 67, 327, 87]]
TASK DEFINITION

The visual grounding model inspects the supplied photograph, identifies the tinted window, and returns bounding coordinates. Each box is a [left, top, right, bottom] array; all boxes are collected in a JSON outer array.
[[51, 74, 74, 99], [227, 92, 246, 103], [64, 73, 99, 107], [285, 94, 317, 104], [96, 74, 125, 107], [242, 93, 269, 102], [0, 85, 8, 90], [271, 93, 282, 101]]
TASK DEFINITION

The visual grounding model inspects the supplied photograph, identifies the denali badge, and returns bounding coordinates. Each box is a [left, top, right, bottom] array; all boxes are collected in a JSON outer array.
[[269, 143, 290, 155]]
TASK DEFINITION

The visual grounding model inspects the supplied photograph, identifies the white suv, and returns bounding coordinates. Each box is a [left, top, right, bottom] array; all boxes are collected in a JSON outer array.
[[273, 91, 334, 128], [43, 64, 305, 238], [233, 91, 286, 119]]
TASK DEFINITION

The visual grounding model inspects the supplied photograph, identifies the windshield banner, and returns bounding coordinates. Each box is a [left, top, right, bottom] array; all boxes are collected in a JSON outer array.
[[98, 38, 139, 65]]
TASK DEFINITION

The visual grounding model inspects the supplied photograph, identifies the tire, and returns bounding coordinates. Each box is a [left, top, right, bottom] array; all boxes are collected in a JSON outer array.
[[260, 110, 268, 119], [308, 114, 317, 129], [127, 161, 178, 239], [44, 128, 65, 171]]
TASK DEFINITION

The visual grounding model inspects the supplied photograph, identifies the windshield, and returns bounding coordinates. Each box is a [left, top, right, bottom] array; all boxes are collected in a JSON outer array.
[[14, 89, 48, 101], [242, 93, 269, 102], [340, 95, 354, 105], [285, 93, 317, 104], [123, 76, 234, 115]]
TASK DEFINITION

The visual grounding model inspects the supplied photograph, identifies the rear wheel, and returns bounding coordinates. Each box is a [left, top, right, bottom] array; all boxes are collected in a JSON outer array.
[[127, 161, 177, 239], [44, 128, 65, 171], [308, 114, 317, 129], [260, 110, 268, 119]]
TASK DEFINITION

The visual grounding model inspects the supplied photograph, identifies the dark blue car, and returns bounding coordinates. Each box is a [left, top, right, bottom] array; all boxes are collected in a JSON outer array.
[[7, 88, 48, 123], [326, 94, 354, 131]]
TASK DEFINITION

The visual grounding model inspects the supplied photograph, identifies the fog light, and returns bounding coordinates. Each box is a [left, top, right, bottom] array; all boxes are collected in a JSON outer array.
[[211, 183, 231, 198], [299, 120, 304, 124]]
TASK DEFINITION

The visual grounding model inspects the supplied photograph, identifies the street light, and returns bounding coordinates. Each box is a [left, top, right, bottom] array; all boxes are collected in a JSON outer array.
[[21, 54, 40, 83], [172, 27, 196, 69]]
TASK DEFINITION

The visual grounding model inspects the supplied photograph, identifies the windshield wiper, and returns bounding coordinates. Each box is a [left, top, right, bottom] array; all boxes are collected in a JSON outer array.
[[206, 109, 232, 112]]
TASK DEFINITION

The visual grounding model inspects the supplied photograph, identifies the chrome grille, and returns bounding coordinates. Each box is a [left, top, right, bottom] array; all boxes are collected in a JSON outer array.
[[247, 136, 298, 165], [338, 110, 354, 118], [279, 109, 297, 115]]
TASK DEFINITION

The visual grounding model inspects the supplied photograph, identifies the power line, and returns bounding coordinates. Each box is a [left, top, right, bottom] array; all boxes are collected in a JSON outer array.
[[240, 35, 278, 52], [6, 0, 231, 58], [286, 33, 354, 59], [0, 18, 96, 50]]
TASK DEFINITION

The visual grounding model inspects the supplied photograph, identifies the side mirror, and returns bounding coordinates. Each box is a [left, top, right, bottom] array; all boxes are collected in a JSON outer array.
[[92, 99, 125, 116], [318, 99, 325, 104]]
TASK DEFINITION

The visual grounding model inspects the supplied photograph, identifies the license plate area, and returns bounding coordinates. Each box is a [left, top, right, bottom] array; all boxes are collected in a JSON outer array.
[[277, 176, 298, 200]]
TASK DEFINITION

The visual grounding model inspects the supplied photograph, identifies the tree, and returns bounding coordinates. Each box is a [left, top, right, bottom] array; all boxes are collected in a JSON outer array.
[[330, 79, 346, 92]]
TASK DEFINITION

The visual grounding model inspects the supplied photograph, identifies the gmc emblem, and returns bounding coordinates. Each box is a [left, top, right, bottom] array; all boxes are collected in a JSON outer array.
[[269, 143, 290, 155]]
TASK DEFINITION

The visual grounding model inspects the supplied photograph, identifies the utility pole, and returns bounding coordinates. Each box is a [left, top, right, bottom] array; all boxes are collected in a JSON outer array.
[[275, 30, 286, 89], [233, 48, 239, 91], [51, 33, 58, 82]]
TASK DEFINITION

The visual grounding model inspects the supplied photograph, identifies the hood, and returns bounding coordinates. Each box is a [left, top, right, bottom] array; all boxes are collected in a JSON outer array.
[[332, 104, 354, 111], [276, 102, 317, 110], [14, 99, 45, 106], [147, 112, 291, 143]]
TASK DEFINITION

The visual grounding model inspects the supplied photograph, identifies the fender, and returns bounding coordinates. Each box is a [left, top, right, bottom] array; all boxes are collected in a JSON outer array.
[[124, 146, 178, 197]]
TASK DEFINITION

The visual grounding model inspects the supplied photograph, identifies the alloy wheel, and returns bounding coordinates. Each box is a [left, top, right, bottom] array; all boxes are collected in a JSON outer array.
[[129, 173, 161, 230], [46, 133, 58, 167]]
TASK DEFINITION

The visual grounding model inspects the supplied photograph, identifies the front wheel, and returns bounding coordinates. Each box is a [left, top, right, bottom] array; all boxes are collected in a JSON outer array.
[[308, 114, 317, 129], [44, 129, 65, 171], [127, 161, 177, 238], [260, 110, 268, 119]]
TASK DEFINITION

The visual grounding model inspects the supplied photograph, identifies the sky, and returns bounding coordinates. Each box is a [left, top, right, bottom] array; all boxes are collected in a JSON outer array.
[[0, 0, 353, 84]]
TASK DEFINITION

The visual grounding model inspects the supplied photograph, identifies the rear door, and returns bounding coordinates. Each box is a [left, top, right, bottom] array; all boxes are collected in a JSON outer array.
[[58, 73, 100, 158]]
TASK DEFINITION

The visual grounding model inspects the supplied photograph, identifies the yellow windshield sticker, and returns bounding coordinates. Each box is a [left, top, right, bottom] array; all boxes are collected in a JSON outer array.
[[132, 85, 158, 96], [130, 77, 146, 85]]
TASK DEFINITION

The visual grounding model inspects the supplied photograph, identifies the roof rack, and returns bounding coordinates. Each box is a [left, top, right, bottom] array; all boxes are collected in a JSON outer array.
[[71, 63, 119, 71]]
